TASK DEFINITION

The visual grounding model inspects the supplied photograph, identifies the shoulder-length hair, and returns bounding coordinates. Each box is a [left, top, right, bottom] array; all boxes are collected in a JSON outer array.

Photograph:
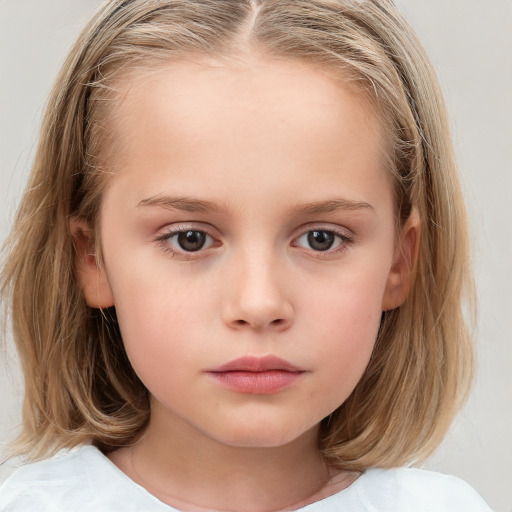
[[1, 0, 473, 469]]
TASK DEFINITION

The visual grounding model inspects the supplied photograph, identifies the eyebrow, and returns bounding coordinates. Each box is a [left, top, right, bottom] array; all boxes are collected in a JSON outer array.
[[137, 195, 373, 215], [291, 198, 374, 215], [137, 195, 226, 213]]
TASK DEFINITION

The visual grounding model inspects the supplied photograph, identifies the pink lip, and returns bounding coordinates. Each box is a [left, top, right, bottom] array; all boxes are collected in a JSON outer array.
[[210, 355, 303, 373], [206, 355, 305, 394]]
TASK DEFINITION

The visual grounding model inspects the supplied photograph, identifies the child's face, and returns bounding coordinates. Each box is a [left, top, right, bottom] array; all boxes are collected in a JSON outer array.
[[80, 57, 414, 449]]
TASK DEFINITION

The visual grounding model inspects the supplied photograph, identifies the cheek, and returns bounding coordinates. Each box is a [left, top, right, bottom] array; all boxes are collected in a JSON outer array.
[[302, 270, 387, 403], [304, 258, 388, 339], [316, 300, 380, 369], [111, 273, 217, 374]]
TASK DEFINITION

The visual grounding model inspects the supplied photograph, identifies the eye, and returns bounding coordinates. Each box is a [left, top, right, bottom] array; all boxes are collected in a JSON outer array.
[[294, 229, 350, 253], [157, 228, 216, 254], [175, 230, 210, 251]]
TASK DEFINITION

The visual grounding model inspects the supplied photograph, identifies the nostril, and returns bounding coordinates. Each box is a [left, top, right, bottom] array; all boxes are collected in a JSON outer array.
[[232, 318, 285, 329]]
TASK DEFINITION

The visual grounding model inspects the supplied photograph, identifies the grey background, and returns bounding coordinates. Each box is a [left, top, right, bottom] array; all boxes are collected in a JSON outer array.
[[0, 1, 511, 510]]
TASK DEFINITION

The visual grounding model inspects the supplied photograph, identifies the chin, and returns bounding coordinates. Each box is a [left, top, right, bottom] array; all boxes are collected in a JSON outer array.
[[207, 421, 318, 450]]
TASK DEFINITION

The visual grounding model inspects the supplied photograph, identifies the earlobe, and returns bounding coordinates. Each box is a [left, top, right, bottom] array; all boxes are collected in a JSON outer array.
[[382, 208, 420, 311], [69, 218, 115, 309]]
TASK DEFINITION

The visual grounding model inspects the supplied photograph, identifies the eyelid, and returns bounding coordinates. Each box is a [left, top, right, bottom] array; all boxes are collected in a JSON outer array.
[[293, 222, 354, 240], [153, 221, 354, 259], [291, 223, 354, 257], [155, 221, 218, 235], [155, 222, 221, 257]]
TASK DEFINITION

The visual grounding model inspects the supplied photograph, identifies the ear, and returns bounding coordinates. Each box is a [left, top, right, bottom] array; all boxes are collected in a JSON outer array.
[[382, 208, 420, 311], [69, 217, 115, 309]]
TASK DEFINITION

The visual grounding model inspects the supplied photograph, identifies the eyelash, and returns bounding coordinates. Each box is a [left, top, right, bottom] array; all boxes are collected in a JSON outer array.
[[155, 224, 353, 259], [292, 227, 353, 258], [155, 224, 218, 258]]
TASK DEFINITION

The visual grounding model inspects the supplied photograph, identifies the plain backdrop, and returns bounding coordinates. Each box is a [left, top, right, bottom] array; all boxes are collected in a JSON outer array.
[[1, 1, 511, 511]]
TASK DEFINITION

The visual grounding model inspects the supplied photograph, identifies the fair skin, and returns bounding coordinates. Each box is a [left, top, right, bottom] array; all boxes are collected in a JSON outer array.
[[73, 55, 418, 511]]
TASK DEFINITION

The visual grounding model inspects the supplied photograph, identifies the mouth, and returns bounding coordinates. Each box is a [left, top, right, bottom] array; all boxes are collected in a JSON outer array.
[[206, 355, 305, 394]]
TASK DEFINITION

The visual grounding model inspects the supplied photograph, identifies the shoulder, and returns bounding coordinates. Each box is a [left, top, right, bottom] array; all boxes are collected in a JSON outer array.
[[0, 446, 93, 511], [0, 445, 169, 511], [355, 466, 492, 512], [0, 446, 103, 512]]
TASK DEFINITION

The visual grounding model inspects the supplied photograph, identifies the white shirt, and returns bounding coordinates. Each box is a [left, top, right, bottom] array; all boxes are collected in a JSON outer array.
[[0, 445, 492, 511]]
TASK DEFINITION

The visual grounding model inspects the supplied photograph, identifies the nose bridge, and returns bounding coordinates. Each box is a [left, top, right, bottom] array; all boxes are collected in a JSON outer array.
[[222, 242, 293, 331]]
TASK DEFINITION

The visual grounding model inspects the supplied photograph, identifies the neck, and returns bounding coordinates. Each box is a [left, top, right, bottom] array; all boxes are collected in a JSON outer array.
[[108, 403, 356, 511]]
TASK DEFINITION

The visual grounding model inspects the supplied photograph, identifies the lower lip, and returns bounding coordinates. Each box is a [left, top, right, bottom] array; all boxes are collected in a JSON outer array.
[[208, 370, 303, 394]]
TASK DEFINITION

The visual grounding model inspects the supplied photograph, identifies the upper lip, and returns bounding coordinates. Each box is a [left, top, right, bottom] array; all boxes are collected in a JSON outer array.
[[208, 355, 304, 373]]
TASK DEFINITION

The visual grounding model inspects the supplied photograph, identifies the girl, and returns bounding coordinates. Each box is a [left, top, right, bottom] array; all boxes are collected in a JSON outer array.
[[0, 0, 492, 510]]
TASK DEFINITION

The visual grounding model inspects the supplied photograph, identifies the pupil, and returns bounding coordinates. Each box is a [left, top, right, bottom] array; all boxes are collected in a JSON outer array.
[[308, 230, 334, 251], [177, 231, 206, 252]]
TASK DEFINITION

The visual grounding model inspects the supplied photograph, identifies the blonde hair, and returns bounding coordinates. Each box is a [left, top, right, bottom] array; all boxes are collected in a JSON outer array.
[[1, 0, 473, 470]]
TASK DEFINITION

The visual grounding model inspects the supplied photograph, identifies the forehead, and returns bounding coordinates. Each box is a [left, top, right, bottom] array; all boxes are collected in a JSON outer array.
[[111, 56, 382, 151], [102, 56, 389, 210]]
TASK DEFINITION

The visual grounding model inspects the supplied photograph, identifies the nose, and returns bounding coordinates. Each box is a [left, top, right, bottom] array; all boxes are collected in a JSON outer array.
[[221, 250, 294, 332]]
